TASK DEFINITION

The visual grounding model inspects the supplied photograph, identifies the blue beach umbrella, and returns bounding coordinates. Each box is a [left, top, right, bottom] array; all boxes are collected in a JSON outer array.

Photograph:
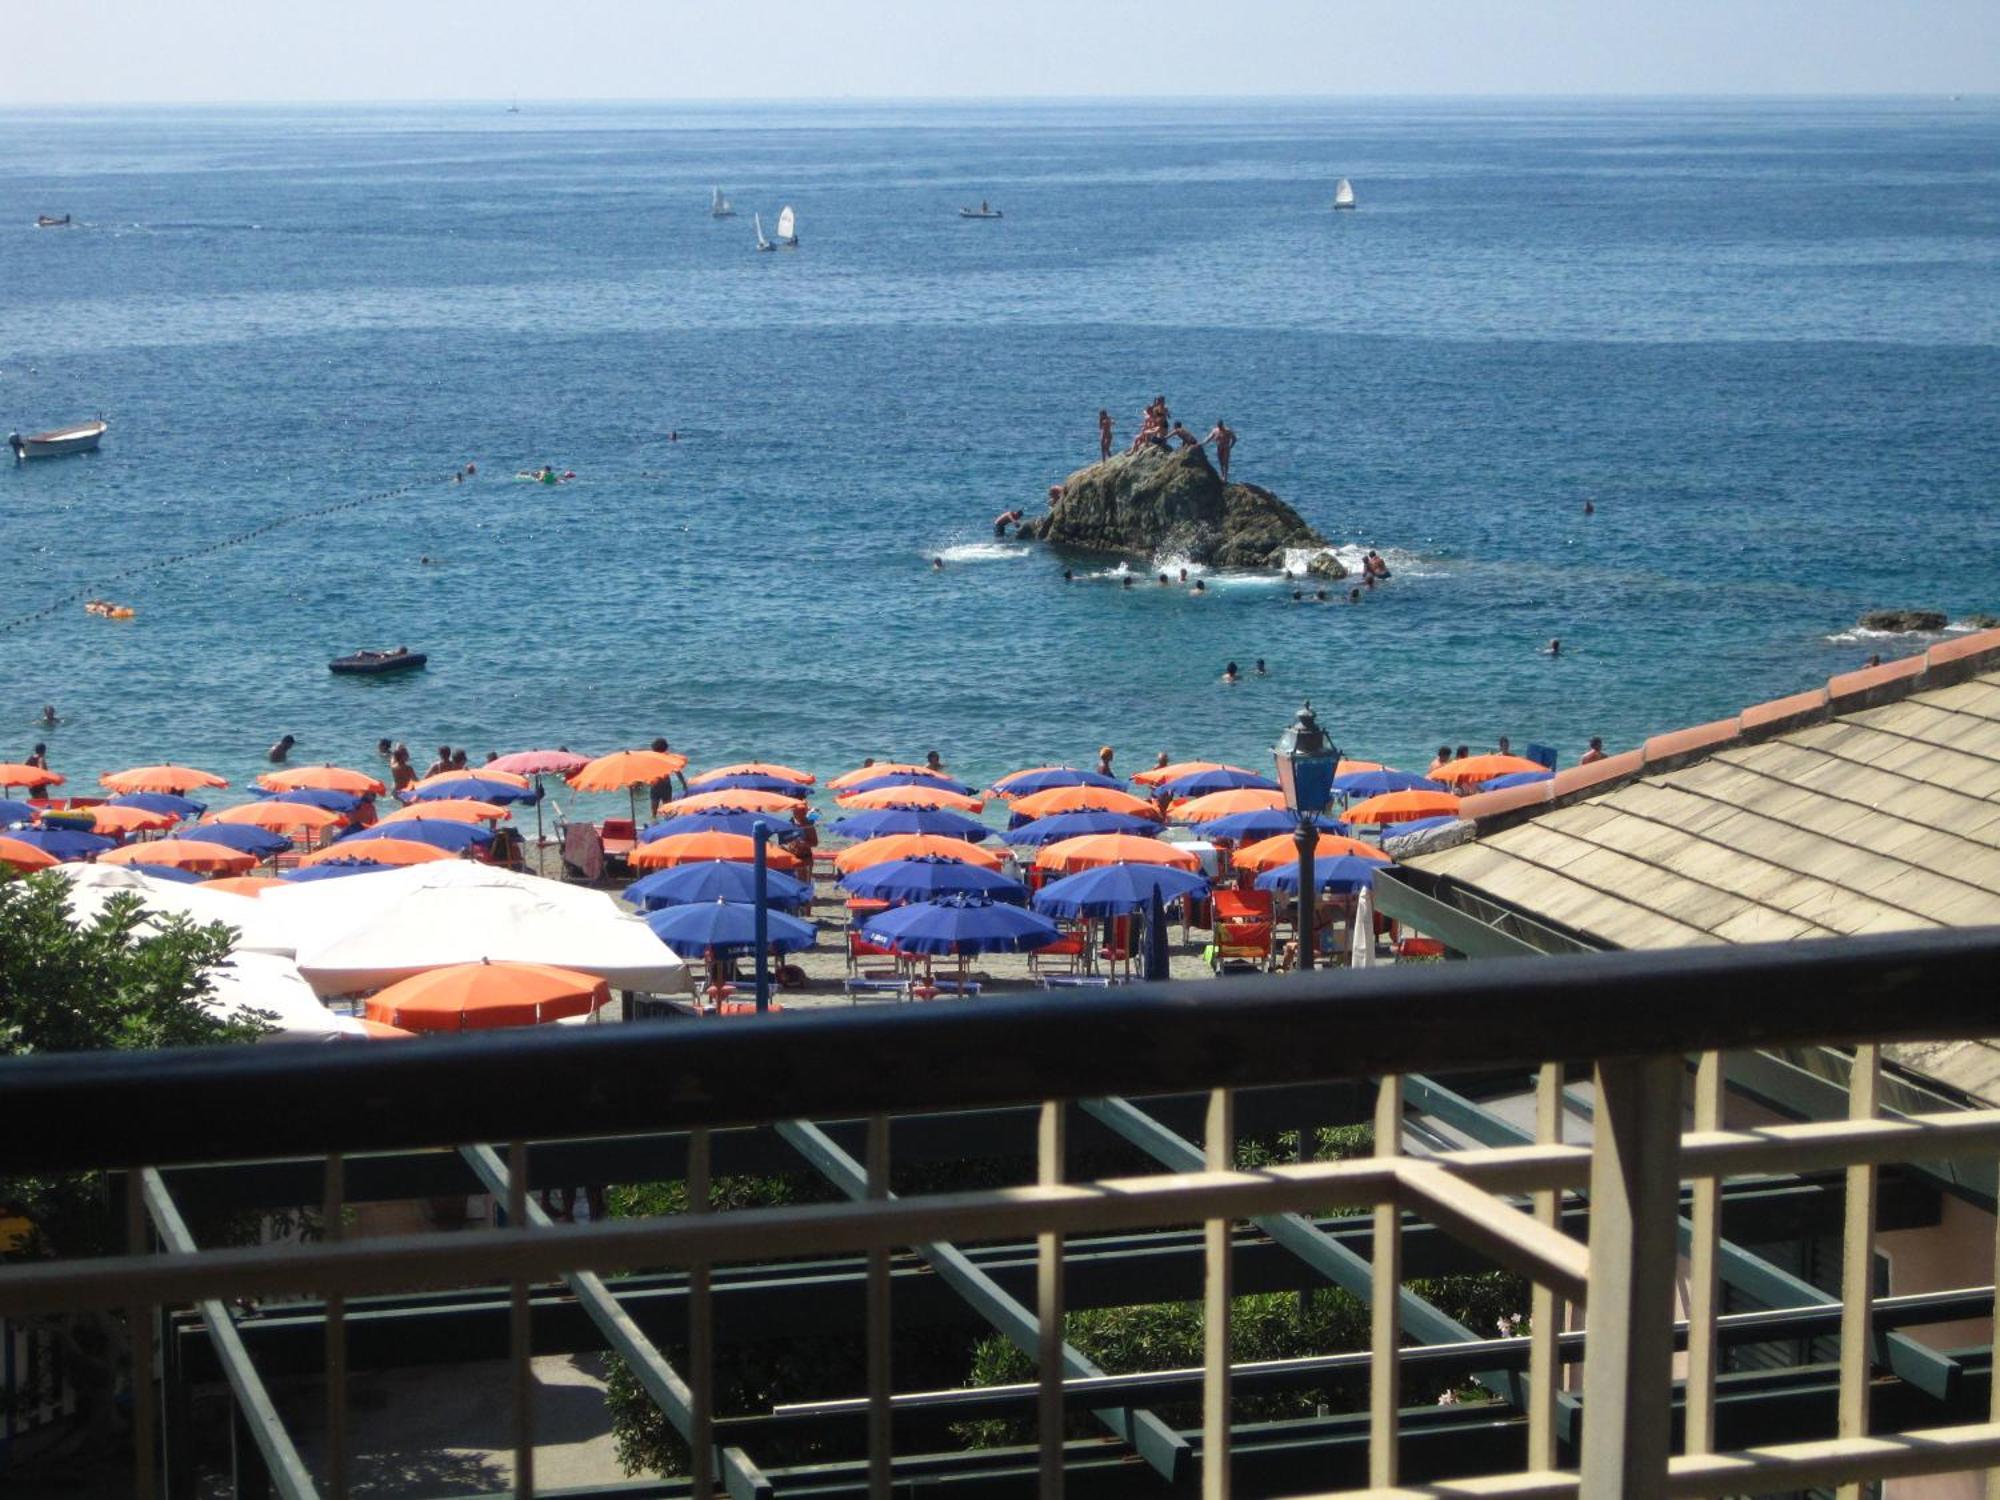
[[180, 823, 293, 858], [829, 807, 992, 843], [860, 894, 1059, 956], [338, 819, 492, 852], [1195, 809, 1350, 845], [999, 810, 1161, 846], [259, 787, 367, 814], [839, 856, 1028, 905], [641, 810, 798, 842], [4, 826, 116, 859], [405, 776, 540, 806], [1478, 770, 1555, 791], [689, 772, 816, 795], [1254, 855, 1386, 895], [1333, 769, 1447, 797], [281, 861, 397, 882], [624, 860, 812, 912], [1032, 863, 1210, 919], [644, 899, 817, 958], [108, 791, 205, 819], [0, 798, 36, 826], [122, 863, 207, 886], [840, 772, 978, 798], [993, 767, 1126, 797], [1160, 767, 1280, 798]]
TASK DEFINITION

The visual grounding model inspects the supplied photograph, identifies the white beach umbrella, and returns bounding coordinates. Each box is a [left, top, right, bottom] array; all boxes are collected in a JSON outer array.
[[199, 950, 345, 1042], [56, 864, 296, 957], [293, 882, 689, 997], [1350, 884, 1377, 969], [259, 861, 618, 952]]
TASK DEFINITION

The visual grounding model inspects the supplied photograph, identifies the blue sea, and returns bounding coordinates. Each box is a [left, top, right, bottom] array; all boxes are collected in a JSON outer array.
[[2, 98, 1996, 808]]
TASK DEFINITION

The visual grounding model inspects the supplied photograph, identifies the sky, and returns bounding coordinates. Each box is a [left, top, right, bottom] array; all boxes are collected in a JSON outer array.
[[1, 0, 1995, 104]]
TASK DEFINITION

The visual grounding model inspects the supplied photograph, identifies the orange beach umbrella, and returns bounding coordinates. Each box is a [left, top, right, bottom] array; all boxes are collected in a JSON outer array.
[[1011, 785, 1158, 820], [72, 804, 179, 835], [379, 799, 509, 825], [689, 762, 817, 787], [1337, 759, 1384, 776], [630, 831, 801, 871], [363, 960, 610, 1033], [1170, 788, 1288, 823], [204, 876, 287, 896], [100, 839, 257, 874], [1130, 760, 1245, 788], [0, 836, 58, 872], [836, 785, 985, 813], [828, 762, 946, 791], [1429, 755, 1547, 787], [1344, 789, 1463, 825], [657, 788, 808, 817], [259, 765, 386, 797], [569, 749, 687, 792], [300, 838, 453, 868], [1232, 832, 1390, 872], [832, 833, 1006, 873], [210, 801, 347, 835], [0, 764, 65, 791], [1035, 834, 1200, 874], [100, 764, 230, 794]]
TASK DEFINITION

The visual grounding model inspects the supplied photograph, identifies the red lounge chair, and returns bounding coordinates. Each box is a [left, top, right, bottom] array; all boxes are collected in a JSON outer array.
[[599, 818, 637, 862], [1099, 915, 1137, 980], [1029, 930, 1086, 976]]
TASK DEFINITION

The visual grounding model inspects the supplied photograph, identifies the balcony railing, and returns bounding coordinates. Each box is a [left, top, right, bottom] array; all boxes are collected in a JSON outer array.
[[3, 926, 2000, 1498]]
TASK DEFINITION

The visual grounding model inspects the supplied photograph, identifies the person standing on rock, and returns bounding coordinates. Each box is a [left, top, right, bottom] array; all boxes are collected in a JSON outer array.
[[1098, 409, 1114, 460], [1204, 419, 1238, 482]]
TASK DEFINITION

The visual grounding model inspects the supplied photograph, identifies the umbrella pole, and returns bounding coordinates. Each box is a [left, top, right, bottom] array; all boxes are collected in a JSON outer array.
[[752, 827, 771, 1012], [534, 774, 545, 846]]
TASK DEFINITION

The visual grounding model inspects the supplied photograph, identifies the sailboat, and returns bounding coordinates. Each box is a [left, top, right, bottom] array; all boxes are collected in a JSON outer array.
[[711, 187, 736, 219], [1332, 177, 1357, 210], [754, 213, 774, 252], [776, 205, 798, 248]]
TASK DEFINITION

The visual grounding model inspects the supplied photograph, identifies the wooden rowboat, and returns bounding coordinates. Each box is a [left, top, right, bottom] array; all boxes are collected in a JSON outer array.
[[9, 419, 107, 460]]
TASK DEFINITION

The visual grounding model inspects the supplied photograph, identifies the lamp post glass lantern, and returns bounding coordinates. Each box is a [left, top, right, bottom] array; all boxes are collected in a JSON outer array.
[[1273, 702, 1339, 971]]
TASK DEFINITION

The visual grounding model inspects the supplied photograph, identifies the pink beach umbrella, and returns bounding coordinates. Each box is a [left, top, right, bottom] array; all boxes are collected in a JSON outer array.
[[488, 748, 592, 845]]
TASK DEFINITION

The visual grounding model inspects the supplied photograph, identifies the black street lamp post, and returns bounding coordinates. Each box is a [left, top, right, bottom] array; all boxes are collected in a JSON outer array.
[[1272, 702, 1339, 972]]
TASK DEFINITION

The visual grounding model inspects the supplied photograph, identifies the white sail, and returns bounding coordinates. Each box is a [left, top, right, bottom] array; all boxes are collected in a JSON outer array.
[[712, 186, 734, 217], [754, 212, 771, 250], [1333, 177, 1356, 209], [776, 205, 796, 242]]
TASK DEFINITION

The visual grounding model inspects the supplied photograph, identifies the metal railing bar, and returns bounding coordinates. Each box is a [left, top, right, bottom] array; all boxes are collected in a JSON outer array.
[[1836, 1042, 1880, 1500], [688, 1127, 715, 1500], [506, 1139, 533, 1498], [1371, 1075, 1403, 1488], [864, 1115, 891, 1500], [10, 928, 2000, 1174], [771, 1118, 1192, 1483], [1036, 1100, 1065, 1500], [1663, 1419, 2000, 1498], [1204, 1087, 1234, 1500], [137, 1169, 318, 1500], [126, 1172, 157, 1500], [1526, 1063, 1563, 1471], [1682, 1053, 1720, 1459], [322, 1152, 347, 1500]]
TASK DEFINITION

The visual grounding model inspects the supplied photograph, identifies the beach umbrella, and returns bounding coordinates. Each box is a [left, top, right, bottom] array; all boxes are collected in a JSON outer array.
[[1345, 789, 1464, 825], [123, 863, 208, 885], [199, 950, 346, 1043], [71, 804, 179, 835], [99, 764, 228, 795], [999, 810, 1162, 846], [992, 766, 1126, 798], [640, 810, 798, 841], [630, 830, 801, 871], [833, 833, 1006, 873], [1032, 862, 1210, 919], [259, 765, 387, 796], [839, 856, 1028, 905], [1011, 786, 1159, 820], [282, 861, 399, 882], [689, 761, 817, 787], [305, 838, 454, 868], [1351, 885, 1378, 969], [101, 839, 257, 875], [1430, 755, 1548, 788], [488, 748, 591, 778], [1170, 788, 1288, 823], [265, 864, 619, 953], [294, 882, 689, 997], [337, 820, 489, 852], [839, 772, 978, 798], [261, 787, 367, 814], [656, 788, 807, 818], [828, 762, 946, 791], [3, 825, 116, 859], [412, 767, 535, 793], [363, 960, 610, 1033], [1159, 767, 1280, 797], [569, 748, 688, 822], [1233, 832, 1391, 873], [0, 835, 58, 873], [55, 864, 290, 950], [380, 798, 508, 825], [1477, 769, 1555, 791], [1131, 760, 1237, 788], [828, 807, 992, 843], [0, 797, 38, 826], [1337, 759, 1384, 776], [406, 775, 539, 806], [1253, 855, 1387, 895], [837, 785, 985, 814], [644, 900, 818, 959], [684, 772, 814, 795], [108, 791, 205, 819], [204, 876, 287, 896], [1194, 809, 1349, 844], [211, 801, 348, 839], [624, 860, 812, 912], [1035, 834, 1202, 874], [345, 1018, 418, 1039], [181, 823, 293, 858], [0, 764, 65, 791], [1334, 768, 1447, 797], [859, 894, 1059, 956]]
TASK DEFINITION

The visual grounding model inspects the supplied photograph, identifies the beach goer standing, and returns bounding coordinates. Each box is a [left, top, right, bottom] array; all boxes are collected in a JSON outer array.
[[1153, 751, 1170, 772], [1097, 745, 1115, 777], [1204, 419, 1237, 482], [993, 508, 1024, 538], [390, 745, 417, 792], [1098, 409, 1114, 460], [25, 742, 48, 771], [1427, 746, 1453, 777], [1579, 737, 1606, 765], [1496, 735, 1511, 757], [266, 734, 296, 764], [425, 746, 451, 778], [649, 737, 688, 805]]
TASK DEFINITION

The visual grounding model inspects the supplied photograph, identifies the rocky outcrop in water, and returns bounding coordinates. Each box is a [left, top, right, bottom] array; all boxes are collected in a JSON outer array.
[[1018, 444, 1338, 574], [1859, 609, 1948, 633]]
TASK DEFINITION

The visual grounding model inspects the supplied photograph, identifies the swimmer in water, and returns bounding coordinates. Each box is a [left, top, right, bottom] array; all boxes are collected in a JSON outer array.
[[1063, 567, 1074, 582], [1314, 589, 1328, 602], [1349, 588, 1362, 603], [1254, 659, 1268, 676], [1178, 567, 1188, 583], [267, 734, 297, 764], [1583, 499, 1595, 515], [1122, 575, 1134, 589], [1291, 589, 1303, 601], [1547, 638, 1562, 657], [39, 704, 58, 727], [1191, 579, 1206, 594], [932, 557, 944, 572], [1222, 661, 1240, 684], [1157, 573, 1170, 586]]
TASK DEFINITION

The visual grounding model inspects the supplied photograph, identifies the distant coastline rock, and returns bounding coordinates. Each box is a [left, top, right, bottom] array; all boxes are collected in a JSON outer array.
[[1018, 445, 1333, 572], [1962, 613, 2000, 631], [1859, 608, 1948, 634]]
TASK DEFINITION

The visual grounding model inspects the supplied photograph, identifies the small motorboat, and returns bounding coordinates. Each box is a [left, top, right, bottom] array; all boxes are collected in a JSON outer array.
[[10, 419, 107, 460], [959, 202, 1003, 219], [35, 214, 72, 229], [330, 648, 427, 676]]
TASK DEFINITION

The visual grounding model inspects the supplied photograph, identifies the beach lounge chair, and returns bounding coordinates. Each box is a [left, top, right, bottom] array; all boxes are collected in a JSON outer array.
[[1098, 915, 1137, 980], [599, 818, 637, 870], [1211, 889, 1275, 972], [1029, 927, 1086, 976], [847, 930, 902, 978]]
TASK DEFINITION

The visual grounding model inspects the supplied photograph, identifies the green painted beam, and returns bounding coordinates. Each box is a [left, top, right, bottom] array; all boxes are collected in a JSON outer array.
[[1372, 869, 1549, 958]]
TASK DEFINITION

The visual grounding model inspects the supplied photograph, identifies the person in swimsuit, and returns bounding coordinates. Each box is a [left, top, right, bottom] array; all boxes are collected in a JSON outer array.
[[266, 734, 296, 764], [993, 509, 1024, 538], [1098, 409, 1114, 460], [1168, 422, 1203, 449], [1097, 745, 1115, 776], [25, 743, 48, 771], [1580, 736, 1606, 765], [1222, 661, 1239, 684], [1204, 420, 1237, 481]]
